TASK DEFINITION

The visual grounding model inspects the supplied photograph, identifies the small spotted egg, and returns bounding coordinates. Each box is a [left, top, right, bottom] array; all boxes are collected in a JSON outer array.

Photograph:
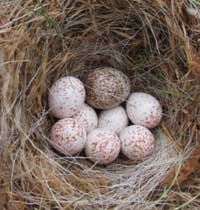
[[120, 125, 155, 160], [126, 92, 162, 128], [84, 67, 130, 109], [98, 106, 128, 134], [73, 104, 98, 133], [49, 118, 87, 156], [48, 76, 86, 119], [85, 128, 121, 165]]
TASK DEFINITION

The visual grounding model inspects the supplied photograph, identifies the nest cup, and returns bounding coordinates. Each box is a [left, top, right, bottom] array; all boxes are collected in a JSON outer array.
[[0, 1, 199, 209]]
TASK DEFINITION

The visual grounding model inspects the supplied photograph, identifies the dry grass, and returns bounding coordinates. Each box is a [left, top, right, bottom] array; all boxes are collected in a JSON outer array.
[[0, 0, 200, 209]]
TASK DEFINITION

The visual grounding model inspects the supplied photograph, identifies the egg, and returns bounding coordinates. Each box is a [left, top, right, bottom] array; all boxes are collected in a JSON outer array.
[[85, 128, 121, 165], [84, 67, 130, 109], [49, 118, 87, 156], [120, 125, 155, 160], [48, 76, 86, 119], [73, 104, 98, 133], [98, 106, 128, 134], [126, 92, 162, 128]]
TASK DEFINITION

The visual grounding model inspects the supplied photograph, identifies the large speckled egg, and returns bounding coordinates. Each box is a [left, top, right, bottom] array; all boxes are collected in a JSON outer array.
[[73, 104, 98, 133], [48, 76, 86, 119], [84, 67, 130, 109], [120, 125, 155, 160], [49, 118, 87, 156], [98, 106, 128, 134], [85, 128, 121, 165], [126, 92, 162, 128]]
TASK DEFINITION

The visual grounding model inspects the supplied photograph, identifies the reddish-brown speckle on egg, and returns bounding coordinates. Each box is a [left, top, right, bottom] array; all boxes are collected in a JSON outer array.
[[120, 125, 155, 160], [85, 128, 121, 165], [126, 92, 162, 128], [84, 67, 130, 109], [48, 76, 86, 119], [49, 118, 87, 156]]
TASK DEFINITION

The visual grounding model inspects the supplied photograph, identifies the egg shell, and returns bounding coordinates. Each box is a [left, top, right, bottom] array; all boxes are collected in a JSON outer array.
[[98, 106, 128, 134], [85, 128, 121, 165], [73, 104, 98, 133], [49, 118, 87, 156], [120, 125, 155, 160], [126, 92, 162, 128], [85, 67, 130, 109], [48, 76, 86, 119]]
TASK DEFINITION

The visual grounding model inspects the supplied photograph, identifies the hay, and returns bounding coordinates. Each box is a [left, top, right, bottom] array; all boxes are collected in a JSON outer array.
[[0, 0, 199, 209]]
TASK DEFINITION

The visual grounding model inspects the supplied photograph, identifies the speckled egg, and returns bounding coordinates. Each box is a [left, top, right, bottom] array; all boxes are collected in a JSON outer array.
[[85, 128, 121, 165], [120, 125, 155, 160], [49, 118, 87, 156], [73, 104, 98, 133], [48, 76, 86, 119], [126, 92, 162, 128], [98, 106, 128, 134], [84, 67, 130, 109]]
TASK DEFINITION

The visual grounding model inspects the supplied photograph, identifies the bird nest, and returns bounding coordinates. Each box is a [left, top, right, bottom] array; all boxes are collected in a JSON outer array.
[[0, 1, 199, 209]]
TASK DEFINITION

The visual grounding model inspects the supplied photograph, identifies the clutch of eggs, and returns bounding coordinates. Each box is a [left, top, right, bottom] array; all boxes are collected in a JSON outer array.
[[48, 70, 163, 165]]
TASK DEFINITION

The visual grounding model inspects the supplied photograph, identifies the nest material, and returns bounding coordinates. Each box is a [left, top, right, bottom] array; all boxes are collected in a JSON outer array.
[[0, 0, 200, 209]]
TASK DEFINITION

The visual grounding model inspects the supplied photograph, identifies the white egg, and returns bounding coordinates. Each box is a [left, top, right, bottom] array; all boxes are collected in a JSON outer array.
[[85, 128, 121, 165], [120, 125, 155, 160], [73, 104, 98, 133], [49, 118, 87, 156], [98, 106, 128, 134], [126, 92, 162, 128], [48, 76, 86, 119]]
